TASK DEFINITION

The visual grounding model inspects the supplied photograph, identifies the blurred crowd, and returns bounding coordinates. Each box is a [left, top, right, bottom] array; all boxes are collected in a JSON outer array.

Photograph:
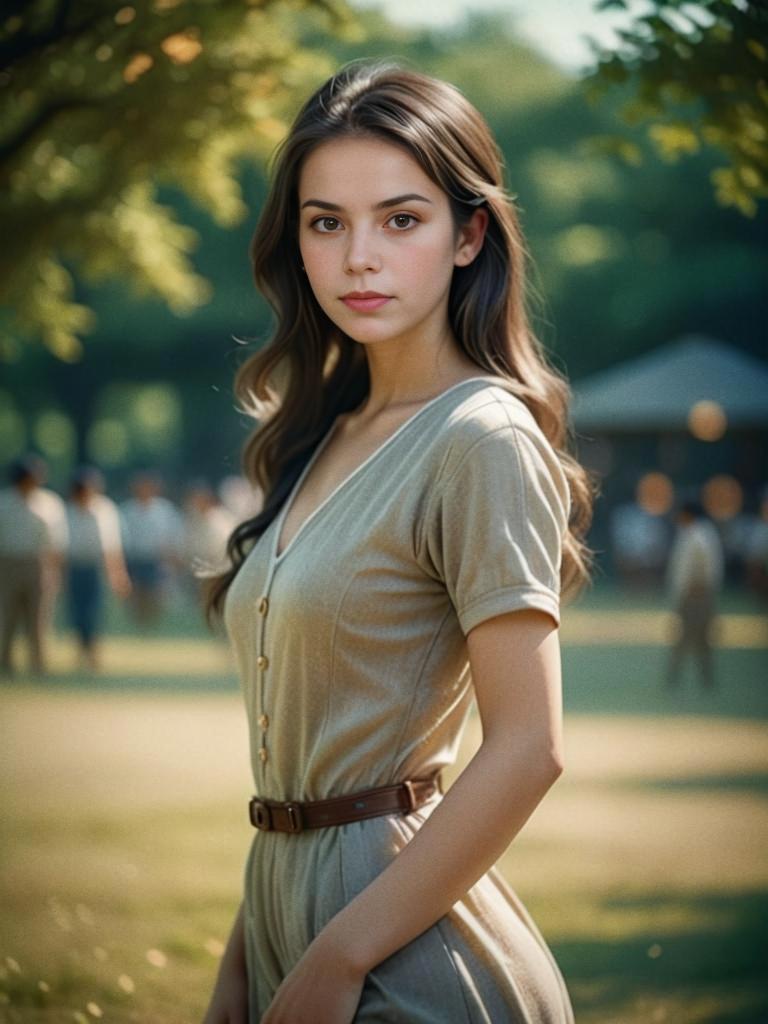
[[610, 488, 768, 599], [2, 451, 764, 691], [0, 454, 262, 676]]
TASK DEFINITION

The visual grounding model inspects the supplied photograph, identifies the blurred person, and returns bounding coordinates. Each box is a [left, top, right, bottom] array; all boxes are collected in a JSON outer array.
[[0, 454, 67, 677], [745, 487, 768, 601], [218, 473, 263, 522], [609, 499, 669, 589], [66, 466, 131, 672], [663, 498, 724, 691], [720, 508, 759, 585], [179, 478, 236, 605], [119, 469, 183, 627]]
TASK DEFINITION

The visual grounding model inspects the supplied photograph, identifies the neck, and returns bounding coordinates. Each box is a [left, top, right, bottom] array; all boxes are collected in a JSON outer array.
[[357, 329, 482, 419]]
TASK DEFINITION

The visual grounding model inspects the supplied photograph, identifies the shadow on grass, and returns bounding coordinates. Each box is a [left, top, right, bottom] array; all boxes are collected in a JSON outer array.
[[630, 773, 768, 795], [554, 890, 768, 1023], [562, 646, 768, 720]]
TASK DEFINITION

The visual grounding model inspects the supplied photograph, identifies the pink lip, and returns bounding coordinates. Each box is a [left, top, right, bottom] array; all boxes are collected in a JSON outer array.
[[341, 295, 392, 312]]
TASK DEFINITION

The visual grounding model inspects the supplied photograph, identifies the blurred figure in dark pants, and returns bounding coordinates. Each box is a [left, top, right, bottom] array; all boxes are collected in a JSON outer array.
[[119, 470, 183, 627], [65, 466, 132, 672], [663, 499, 724, 691], [0, 455, 68, 677]]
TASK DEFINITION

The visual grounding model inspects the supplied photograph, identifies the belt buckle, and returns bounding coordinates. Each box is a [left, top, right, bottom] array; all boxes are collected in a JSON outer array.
[[249, 797, 272, 830], [282, 801, 304, 833]]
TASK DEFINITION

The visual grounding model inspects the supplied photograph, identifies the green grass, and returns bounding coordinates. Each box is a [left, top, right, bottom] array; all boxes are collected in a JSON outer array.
[[1, 589, 767, 1022]]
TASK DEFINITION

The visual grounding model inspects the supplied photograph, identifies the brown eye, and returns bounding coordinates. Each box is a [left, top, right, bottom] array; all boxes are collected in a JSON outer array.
[[313, 216, 340, 232], [389, 213, 416, 230]]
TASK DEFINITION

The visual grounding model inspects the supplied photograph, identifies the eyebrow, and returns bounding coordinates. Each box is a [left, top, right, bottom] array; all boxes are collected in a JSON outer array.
[[300, 193, 433, 212]]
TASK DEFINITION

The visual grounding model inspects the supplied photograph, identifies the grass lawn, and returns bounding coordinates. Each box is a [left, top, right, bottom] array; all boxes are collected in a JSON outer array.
[[1, 587, 767, 1022]]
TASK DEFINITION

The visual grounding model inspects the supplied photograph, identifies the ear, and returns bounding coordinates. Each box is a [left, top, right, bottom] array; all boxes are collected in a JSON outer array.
[[454, 208, 489, 268]]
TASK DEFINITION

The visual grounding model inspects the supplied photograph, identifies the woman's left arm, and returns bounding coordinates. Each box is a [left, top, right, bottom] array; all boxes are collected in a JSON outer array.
[[261, 607, 564, 1023]]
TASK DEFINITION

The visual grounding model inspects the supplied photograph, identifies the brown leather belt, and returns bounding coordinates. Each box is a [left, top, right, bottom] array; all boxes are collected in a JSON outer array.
[[248, 774, 443, 833]]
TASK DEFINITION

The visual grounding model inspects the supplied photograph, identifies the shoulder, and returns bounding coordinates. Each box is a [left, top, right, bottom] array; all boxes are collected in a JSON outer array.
[[436, 382, 563, 488], [30, 487, 66, 517], [697, 520, 722, 545], [94, 494, 119, 516]]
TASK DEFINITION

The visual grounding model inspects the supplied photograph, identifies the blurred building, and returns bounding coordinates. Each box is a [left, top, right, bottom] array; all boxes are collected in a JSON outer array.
[[570, 334, 768, 586]]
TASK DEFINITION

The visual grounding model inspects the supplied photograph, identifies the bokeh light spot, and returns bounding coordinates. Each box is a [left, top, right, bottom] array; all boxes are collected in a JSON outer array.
[[688, 399, 727, 441], [636, 472, 674, 516], [117, 973, 136, 994], [145, 948, 167, 968], [702, 475, 743, 521]]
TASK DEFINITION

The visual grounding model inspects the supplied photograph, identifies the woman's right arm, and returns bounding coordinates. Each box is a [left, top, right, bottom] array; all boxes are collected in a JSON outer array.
[[202, 899, 249, 1024]]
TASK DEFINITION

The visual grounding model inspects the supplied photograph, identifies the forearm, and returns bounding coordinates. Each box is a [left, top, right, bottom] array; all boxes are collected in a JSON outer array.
[[223, 900, 247, 968], [104, 551, 129, 587], [203, 900, 248, 1023], [320, 736, 562, 975]]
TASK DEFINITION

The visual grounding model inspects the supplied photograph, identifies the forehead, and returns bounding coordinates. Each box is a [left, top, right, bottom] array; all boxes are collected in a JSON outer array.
[[298, 135, 439, 201]]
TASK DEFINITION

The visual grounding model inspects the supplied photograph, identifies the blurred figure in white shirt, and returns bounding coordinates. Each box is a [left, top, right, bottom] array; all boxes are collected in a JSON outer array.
[[663, 498, 724, 691], [66, 466, 131, 672], [119, 470, 183, 627], [218, 474, 263, 523], [0, 454, 68, 677], [179, 479, 236, 608]]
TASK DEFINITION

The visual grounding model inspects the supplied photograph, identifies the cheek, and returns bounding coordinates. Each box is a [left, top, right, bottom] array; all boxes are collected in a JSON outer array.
[[398, 230, 457, 285], [298, 228, 323, 264]]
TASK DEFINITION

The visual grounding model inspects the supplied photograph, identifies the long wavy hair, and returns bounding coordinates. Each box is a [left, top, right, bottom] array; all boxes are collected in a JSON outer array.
[[203, 58, 598, 626]]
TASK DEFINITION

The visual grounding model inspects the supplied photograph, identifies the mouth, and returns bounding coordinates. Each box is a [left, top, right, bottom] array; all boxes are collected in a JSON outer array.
[[341, 291, 392, 312]]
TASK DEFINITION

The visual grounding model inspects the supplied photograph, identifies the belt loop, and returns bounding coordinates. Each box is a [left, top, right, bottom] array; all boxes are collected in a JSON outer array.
[[284, 802, 304, 833], [402, 780, 418, 813]]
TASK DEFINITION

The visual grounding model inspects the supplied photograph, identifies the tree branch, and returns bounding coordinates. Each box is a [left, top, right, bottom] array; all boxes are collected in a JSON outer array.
[[0, 94, 105, 164]]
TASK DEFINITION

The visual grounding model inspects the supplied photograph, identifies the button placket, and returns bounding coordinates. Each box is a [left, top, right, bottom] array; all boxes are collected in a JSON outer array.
[[256, 589, 270, 769]]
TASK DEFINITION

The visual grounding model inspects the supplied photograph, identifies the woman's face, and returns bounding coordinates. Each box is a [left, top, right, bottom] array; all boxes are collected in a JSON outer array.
[[297, 134, 486, 350]]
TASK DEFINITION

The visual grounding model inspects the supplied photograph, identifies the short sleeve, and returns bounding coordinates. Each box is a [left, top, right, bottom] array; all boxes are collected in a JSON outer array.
[[419, 423, 570, 636], [42, 494, 69, 554], [96, 497, 124, 555]]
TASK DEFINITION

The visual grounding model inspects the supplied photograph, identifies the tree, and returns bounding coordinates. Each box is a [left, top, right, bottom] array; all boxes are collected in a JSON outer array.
[[583, 0, 768, 216], [0, 0, 358, 361]]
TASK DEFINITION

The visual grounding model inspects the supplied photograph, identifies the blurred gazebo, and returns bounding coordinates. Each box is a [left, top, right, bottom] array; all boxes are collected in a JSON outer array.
[[570, 335, 768, 582]]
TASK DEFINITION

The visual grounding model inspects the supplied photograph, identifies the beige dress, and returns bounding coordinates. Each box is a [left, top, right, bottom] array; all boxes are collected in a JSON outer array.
[[223, 374, 575, 1022]]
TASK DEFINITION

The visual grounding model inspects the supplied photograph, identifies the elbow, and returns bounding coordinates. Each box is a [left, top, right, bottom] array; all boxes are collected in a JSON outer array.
[[543, 741, 565, 784], [549, 751, 565, 781], [483, 732, 564, 785], [527, 745, 563, 795]]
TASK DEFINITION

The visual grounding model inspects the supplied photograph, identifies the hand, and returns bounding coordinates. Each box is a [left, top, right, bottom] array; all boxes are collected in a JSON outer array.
[[261, 934, 366, 1024], [201, 957, 248, 1024], [111, 573, 133, 600], [202, 900, 249, 1024]]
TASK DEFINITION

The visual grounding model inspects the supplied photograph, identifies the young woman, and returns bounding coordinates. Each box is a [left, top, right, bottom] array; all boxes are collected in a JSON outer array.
[[201, 58, 595, 1024]]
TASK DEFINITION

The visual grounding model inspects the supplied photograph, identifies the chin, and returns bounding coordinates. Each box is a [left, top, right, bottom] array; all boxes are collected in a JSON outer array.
[[345, 327, 403, 347]]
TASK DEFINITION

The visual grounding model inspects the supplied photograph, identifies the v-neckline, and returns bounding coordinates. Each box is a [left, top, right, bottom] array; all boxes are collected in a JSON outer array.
[[270, 374, 506, 567]]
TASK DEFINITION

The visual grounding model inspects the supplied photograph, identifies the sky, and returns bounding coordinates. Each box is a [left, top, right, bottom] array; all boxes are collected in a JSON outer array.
[[352, 0, 648, 73]]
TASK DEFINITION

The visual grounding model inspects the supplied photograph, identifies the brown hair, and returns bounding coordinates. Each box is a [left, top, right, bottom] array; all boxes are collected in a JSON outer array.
[[203, 58, 598, 625]]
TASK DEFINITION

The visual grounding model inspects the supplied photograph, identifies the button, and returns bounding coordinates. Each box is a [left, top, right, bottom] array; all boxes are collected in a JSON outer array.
[[258, 713, 269, 730], [258, 596, 269, 615], [258, 746, 269, 763], [256, 655, 269, 670]]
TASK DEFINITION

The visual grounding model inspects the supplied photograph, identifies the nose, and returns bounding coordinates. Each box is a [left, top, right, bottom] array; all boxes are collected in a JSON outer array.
[[343, 226, 381, 275]]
